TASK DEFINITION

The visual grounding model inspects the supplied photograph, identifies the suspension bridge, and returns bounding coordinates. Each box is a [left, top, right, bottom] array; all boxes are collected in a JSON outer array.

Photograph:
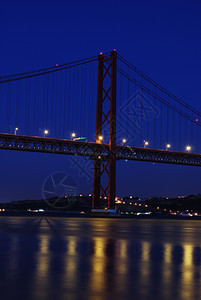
[[1, 50, 201, 209]]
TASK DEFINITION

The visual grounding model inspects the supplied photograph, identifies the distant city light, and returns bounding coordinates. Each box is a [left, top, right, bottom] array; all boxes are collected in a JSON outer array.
[[186, 145, 191, 152]]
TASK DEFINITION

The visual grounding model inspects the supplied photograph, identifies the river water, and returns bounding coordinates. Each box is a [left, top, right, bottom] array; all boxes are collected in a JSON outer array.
[[0, 216, 200, 300]]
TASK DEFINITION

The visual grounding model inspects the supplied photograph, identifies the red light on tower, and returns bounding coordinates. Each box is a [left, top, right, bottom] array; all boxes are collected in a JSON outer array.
[[56, 64, 59, 67], [196, 118, 199, 122], [100, 52, 103, 55]]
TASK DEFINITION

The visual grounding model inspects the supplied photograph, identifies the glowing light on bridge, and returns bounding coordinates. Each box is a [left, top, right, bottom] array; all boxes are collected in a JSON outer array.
[[71, 133, 76, 139], [14, 128, 18, 135], [144, 140, 149, 148], [166, 144, 171, 150], [186, 146, 191, 152], [44, 130, 49, 137], [98, 136, 103, 144], [122, 138, 127, 144]]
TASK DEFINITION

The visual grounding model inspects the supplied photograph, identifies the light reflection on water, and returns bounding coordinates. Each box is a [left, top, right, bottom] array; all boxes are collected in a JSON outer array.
[[0, 217, 200, 299]]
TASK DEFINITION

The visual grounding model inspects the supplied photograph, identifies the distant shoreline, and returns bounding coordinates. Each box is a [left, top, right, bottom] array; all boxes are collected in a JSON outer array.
[[0, 211, 201, 220]]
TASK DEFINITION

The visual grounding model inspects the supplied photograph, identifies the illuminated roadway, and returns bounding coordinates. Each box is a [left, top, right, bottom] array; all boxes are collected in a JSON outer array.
[[0, 133, 201, 167]]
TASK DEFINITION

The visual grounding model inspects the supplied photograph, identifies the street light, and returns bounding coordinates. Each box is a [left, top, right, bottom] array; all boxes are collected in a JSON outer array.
[[166, 144, 171, 150], [186, 145, 191, 152], [96, 135, 103, 144], [71, 133, 76, 139], [122, 138, 127, 145], [44, 130, 49, 137], [144, 140, 149, 148], [14, 128, 18, 135]]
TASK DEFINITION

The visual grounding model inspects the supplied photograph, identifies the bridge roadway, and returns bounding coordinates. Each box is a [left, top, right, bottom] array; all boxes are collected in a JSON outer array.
[[0, 133, 201, 167]]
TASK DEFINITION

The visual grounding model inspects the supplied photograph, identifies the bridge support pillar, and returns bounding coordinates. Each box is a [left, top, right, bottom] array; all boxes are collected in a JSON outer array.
[[92, 50, 117, 209]]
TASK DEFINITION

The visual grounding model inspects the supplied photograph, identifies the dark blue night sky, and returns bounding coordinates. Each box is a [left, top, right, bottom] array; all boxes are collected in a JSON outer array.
[[1, 0, 201, 202]]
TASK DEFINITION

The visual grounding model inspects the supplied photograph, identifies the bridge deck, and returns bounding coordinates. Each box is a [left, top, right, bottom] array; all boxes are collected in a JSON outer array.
[[0, 133, 201, 167]]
